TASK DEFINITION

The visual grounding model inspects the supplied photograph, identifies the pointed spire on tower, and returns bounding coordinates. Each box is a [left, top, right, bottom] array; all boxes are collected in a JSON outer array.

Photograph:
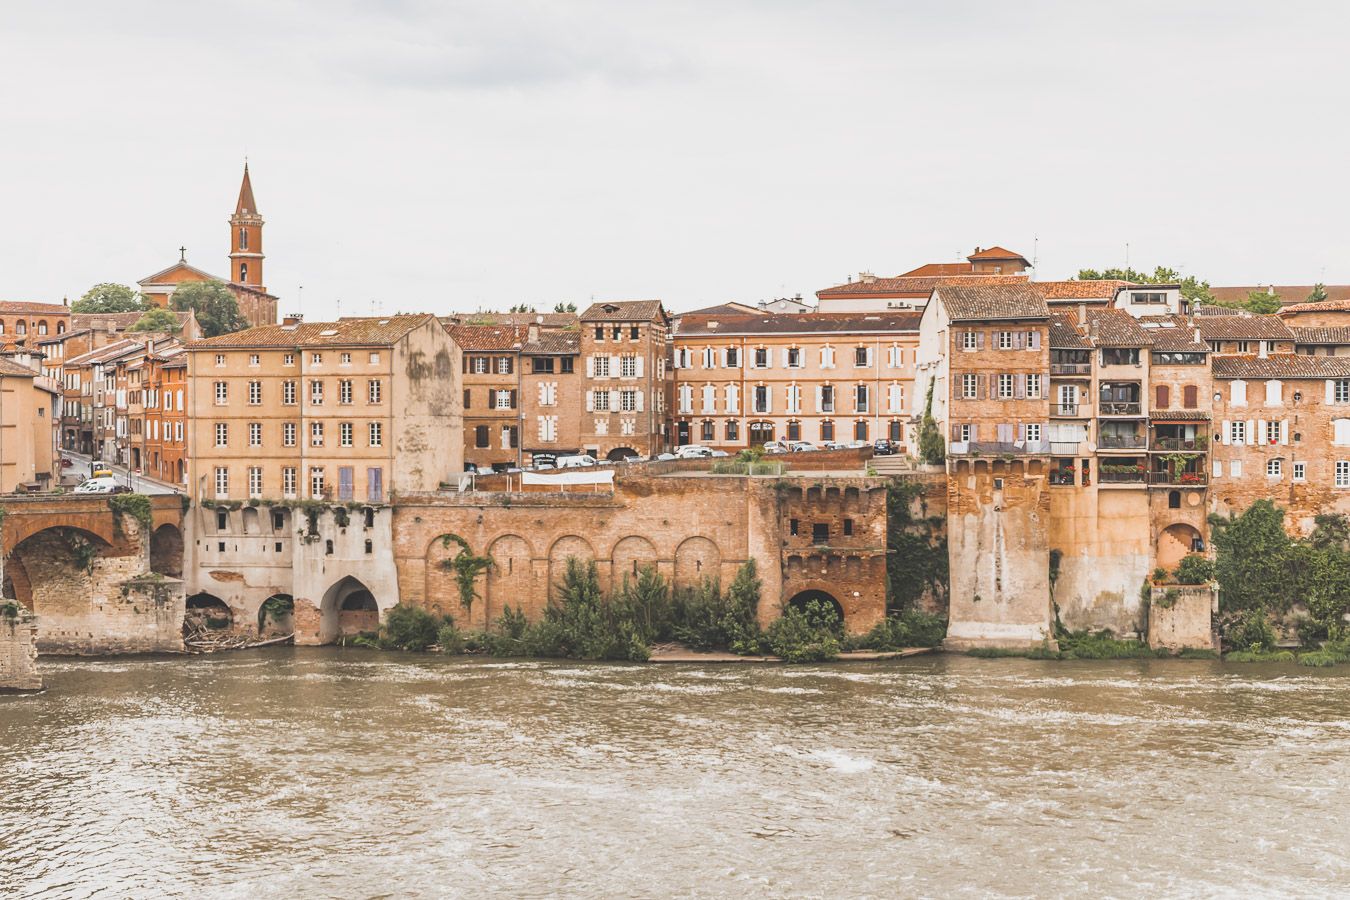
[[235, 161, 258, 216]]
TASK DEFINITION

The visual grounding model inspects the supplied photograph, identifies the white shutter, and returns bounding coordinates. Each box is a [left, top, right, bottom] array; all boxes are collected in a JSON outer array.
[[1258, 419, 1266, 444], [780, 348, 790, 367], [1213, 460, 1223, 478], [763, 387, 772, 413], [636, 356, 644, 377], [1280, 419, 1289, 444], [1328, 380, 1337, 404], [636, 390, 644, 412], [889, 384, 902, 413], [1221, 420, 1230, 444], [610, 390, 620, 410], [610, 355, 621, 376], [538, 383, 547, 405], [1246, 420, 1255, 444], [586, 390, 594, 412], [586, 356, 595, 377], [815, 385, 824, 412]]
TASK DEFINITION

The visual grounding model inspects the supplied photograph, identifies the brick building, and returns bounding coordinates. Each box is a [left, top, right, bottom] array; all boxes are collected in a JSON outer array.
[[578, 301, 669, 460]]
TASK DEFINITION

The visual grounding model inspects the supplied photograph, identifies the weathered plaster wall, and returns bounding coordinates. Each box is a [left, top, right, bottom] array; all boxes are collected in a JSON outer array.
[[0, 608, 41, 691], [1050, 486, 1151, 635], [1148, 585, 1217, 651]]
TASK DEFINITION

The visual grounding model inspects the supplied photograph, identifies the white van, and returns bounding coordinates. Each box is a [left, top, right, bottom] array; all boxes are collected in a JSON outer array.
[[555, 454, 598, 469]]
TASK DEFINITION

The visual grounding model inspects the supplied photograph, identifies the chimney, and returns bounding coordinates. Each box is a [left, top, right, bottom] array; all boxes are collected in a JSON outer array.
[[1078, 302, 1087, 323], [283, 313, 303, 326], [1194, 327, 1202, 343], [527, 323, 540, 343], [859, 271, 877, 285], [1089, 318, 1099, 340]]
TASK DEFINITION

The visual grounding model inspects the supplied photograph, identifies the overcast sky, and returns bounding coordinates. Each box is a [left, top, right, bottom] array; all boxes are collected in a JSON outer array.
[[3, 1, 1348, 319]]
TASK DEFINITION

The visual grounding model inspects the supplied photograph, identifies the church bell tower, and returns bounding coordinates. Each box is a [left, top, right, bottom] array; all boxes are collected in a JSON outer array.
[[229, 163, 265, 290]]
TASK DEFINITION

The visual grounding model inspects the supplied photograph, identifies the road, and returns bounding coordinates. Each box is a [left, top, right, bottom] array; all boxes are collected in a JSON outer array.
[[60, 449, 183, 495]]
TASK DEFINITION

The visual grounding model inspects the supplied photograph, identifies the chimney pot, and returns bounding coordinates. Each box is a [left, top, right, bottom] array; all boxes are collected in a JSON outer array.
[[528, 323, 539, 343]]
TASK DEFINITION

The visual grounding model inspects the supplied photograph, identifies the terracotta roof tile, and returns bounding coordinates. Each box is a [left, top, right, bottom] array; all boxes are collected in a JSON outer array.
[[1149, 409, 1211, 421], [1139, 316, 1209, 352], [1290, 326, 1350, 344], [675, 311, 921, 337], [64, 339, 144, 367], [934, 283, 1049, 322], [816, 274, 1026, 298], [439, 312, 579, 328], [447, 324, 527, 351], [679, 302, 762, 316], [1196, 314, 1295, 341], [579, 300, 667, 323], [1212, 285, 1350, 307], [0, 301, 70, 315], [1211, 354, 1350, 379], [0, 357, 38, 377], [1047, 313, 1091, 349], [72, 311, 194, 331], [188, 314, 435, 349], [522, 332, 580, 354], [1277, 297, 1350, 317], [1086, 309, 1151, 346], [968, 245, 1028, 262], [897, 263, 974, 277], [1035, 279, 1132, 300]]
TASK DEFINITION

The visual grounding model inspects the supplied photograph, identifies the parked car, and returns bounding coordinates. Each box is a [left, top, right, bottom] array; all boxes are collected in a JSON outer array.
[[708, 449, 730, 458], [655, 452, 677, 461], [555, 454, 598, 469], [762, 441, 790, 454], [60, 457, 74, 469], [674, 445, 712, 459], [845, 440, 869, 449], [873, 439, 897, 456], [822, 440, 847, 451], [788, 441, 818, 453]]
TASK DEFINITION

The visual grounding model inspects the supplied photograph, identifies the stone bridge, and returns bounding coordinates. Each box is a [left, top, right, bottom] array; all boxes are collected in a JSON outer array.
[[0, 495, 187, 654]]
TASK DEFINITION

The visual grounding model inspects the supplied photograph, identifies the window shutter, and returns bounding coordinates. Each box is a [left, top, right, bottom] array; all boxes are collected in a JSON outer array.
[[976, 331, 985, 350], [764, 388, 772, 413], [1328, 380, 1337, 404], [1013, 331, 1025, 350], [586, 390, 594, 412], [976, 374, 987, 399], [610, 390, 620, 410], [635, 356, 644, 377], [509, 389, 517, 409], [951, 423, 961, 440], [970, 424, 979, 442], [1156, 385, 1169, 408], [538, 383, 546, 405], [610, 355, 621, 376], [1029, 331, 1042, 350], [1280, 419, 1289, 444], [1258, 419, 1267, 443], [636, 390, 644, 412], [957, 332, 968, 351], [1015, 375, 1026, 399], [1221, 420, 1230, 444], [586, 356, 595, 377], [815, 385, 824, 412], [1246, 420, 1255, 443], [1017, 423, 1026, 442]]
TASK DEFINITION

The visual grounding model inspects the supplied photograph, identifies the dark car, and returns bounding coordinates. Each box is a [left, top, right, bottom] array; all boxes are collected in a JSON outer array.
[[873, 439, 897, 456]]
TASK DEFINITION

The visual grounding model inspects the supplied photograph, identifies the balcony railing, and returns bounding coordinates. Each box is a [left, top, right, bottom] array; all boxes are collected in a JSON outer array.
[[1049, 441, 1086, 456], [1050, 362, 1092, 376], [1151, 437, 1209, 452], [1150, 470, 1208, 486], [1052, 403, 1090, 417], [1099, 434, 1147, 449], [1099, 401, 1143, 416], [1099, 469, 1147, 484], [948, 440, 1051, 456]]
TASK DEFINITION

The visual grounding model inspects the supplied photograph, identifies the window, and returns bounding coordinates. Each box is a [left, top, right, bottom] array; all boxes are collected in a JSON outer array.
[[630, 326, 639, 340], [787, 420, 801, 441], [1336, 380, 1350, 404], [283, 467, 297, 497], [1231, 460, 1243, 478], [339, 380, 353, 404], [1025, 423, 1041, 442], [475, 425, 489, 448], [1267, 459, 1282, 478], [282, 380, 296, 404], [214, 422, 228, 447], [594, 356, 610, 377], [753, 385, 769, 413], [339, 352, 351, 365], [310, 380, 324, 404], [369, 422, 382, 447], [471, 356, 488, 375], [214, 381, 228, 405], [311, 422, 324, 446], [997, 374, 1014, 399], [533, 357, 555, 374], [1130, 291, 1167, 305], [1026, 374, 1041, 399], [283, 353, 295, 366], [789, 518, 799, 536], [1236, 341, 1251, 354], [310, 467, 325, 499], [754, 347, 769, 368], [962, 331, 978, 351], [215, 354, 226, 367], [962, 374, 978, 399], [854, 346, 869, 366], [1168, 490, 1181, 509], [612, 327, 621, 340], [248, 466, 263, 497], [496, 357, 513, 375], [787, 347, 801, 368], [854, 420, 868, 441], [1294, 462, 1306, 482], [560, 357, 574, 374], [214, 467, 229, 496], [1101, 348, 1140, 366], [701, 420, 715, 442], [620, 356, 637, 378], [340, 422, 353, 447], [249, 422, 261, 447], [998, 331, 1013, 350], [249, 353, 260, 367], [495, 390, 512, 410], [725, 347, 740, 368], [1183, 385, 1198, 408], [369, 352, 380, 365], [594, 390, 611, 412], [368, 380, 382, 403], [283, 422, 296, 446], [311, 353, 322, 365], [620, 390, 637, 412], [1231, 421, 1246, 445], [855, 384, 869, 412], [1263, 420, 1280, 444], [239, 263, 249, 282], [594, 326, 604, 341], [812, 523, 829, 544], [820, 420, 835, 441], [843, 519, 854, 536]]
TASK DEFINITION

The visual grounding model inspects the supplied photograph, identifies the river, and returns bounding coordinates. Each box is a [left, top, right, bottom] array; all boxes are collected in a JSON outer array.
[[2, 650, 1348, 898]]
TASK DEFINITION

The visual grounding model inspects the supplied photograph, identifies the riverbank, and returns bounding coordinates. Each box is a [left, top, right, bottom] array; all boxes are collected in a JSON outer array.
[[647, 644, 935, 663]]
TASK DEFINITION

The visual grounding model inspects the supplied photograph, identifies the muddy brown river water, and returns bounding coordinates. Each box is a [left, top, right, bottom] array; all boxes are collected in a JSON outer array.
[[2, 650, 1348, 898]]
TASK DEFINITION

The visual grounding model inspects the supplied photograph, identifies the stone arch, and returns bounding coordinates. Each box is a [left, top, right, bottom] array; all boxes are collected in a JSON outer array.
[[487, 534, 536, 622], [674, 536, 721, 591], [788, 588, 845, 624], [423, 533, 495, 622], [184, 592, 233, 636], [610, 535, 659, 586], [1157, 523, 1202, 571], [548, 535, 594, 602], [3, 526, 111, 614], [258, 593, 295, 636], [319, 575, 380, 643], [241, 507, 260, 534], [606, 446, 639, 462], [150, 523, 183, 578]]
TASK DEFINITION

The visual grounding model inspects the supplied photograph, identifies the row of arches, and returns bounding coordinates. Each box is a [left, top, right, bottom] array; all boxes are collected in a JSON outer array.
[[185, 576, 380, 644]]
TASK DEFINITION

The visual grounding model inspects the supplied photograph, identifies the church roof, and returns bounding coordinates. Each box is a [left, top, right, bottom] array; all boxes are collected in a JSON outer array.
[[236, 163, 259, 216]]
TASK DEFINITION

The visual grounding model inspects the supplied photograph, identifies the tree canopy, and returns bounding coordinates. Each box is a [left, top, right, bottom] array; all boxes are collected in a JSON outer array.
[[72, 283, 148, 313], [169, 280, 248, 337], [1075, 265, 1216, 306], [553, 302, 577, 313], [1242, 290, 1283, 315], [1307, 283, 1329, 303], [128, 306, 182, 333]]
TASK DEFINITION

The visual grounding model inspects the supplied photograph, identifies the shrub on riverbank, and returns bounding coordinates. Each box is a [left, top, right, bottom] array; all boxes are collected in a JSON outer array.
[[374, 604, 448, 651], [766, 600, 840, 662], [842, 609, 947, 651]]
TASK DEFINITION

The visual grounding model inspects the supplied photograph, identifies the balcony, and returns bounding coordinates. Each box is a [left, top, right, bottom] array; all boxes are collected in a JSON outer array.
[[1050, 362, 1092, 376], [1099, 468, 1147, 485], [948, 440, 1051, 456], [1098, 433, 1147, 450], [1052, 403, 1090, 417], [1098, 401, 1143, 416], [1151, 436, 1209, 452], [1150, 470, 1208, 487]]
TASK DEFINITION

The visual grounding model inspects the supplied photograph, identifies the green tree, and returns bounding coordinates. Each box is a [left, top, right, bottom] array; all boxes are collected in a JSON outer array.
[[1307, 283, 1329, 303], [170, 280, 248, 337], [918, 380, 945, 465], [1243, 289, 1282, 315], [509, 303, 537, 313], [1208, 500, 1294, 614], [72, 282, 148, 313], [128, 306, 182, 333], [1076, 265, 1216, 306], [553, 302, 577, 313]]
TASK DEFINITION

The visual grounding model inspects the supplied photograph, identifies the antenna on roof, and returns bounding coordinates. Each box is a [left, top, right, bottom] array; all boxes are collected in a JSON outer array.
[[1031, 235, 1039, 281], [1125, 242, 1130, 273]]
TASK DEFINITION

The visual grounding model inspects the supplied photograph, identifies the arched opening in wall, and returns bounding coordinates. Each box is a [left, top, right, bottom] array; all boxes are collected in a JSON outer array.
[[1157, 523, 1202, 571], [1168, 490, 1182, 510], [320, 576, 380, 643], [547, 535, 595, 603], [184, 592, 233, 636], [607, 447, 638, 462], [787, 589, 845, 626], [611, 535, 659, 587], [748, 421, 774, 445], [673, 536, 721, 592], [3, 527, 109, 615], [241, 507, 260, 534], [258, 594, 295, 637], [150, 524, 183, 578]]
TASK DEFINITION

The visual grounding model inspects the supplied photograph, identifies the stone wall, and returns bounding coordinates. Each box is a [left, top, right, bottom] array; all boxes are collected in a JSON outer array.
[[0, 606, 41, 691], [1148, 584, 1217, 651], [1049, 486, 1151, 636]]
